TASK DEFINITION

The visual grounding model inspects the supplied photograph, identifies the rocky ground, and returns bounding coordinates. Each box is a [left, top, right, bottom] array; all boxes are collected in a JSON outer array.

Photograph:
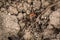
[[0, 0, 60, 40]]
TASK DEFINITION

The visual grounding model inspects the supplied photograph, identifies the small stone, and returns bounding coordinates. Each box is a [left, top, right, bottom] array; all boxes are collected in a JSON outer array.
[[1, 8, 8, 15], [23, 13, 26, 17], [43, 29, 54, 38], [33, 0, 41, 10], [27, 0, 32, 3], [49, 9, 60, 28], [42, 1, 50, 8], [3, 14, 20, 36], [17, 3, 23, 11], [23, 2, 30, 11], [8, 6, 18, 15], [23, 30, 32, 40], [57, 32, 60, 39], [26, 10, 30, 14], [1, 8, 6, 11], [11, 2, 17, 8], [19, 21, 25, 29], [17, 13, 23, 20], [47, 24, 53, 29], [8, 13, 11, 15]]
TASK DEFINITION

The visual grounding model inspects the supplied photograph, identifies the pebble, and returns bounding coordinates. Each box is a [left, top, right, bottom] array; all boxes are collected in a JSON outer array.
[[19, 21, 25, 29], [26, 10, 30, 14], [33, 0, 41, 10], [23, 2, 30, 11], [17, 13, 23, 20], [8, 6, 18, 15], [3, 14, 20, 36], [23, 30, 32, 40], [27, 0, 32, 3], [49, 9, 60, 28], [17, 3, 23, 11], [47, 24, 53, 29]]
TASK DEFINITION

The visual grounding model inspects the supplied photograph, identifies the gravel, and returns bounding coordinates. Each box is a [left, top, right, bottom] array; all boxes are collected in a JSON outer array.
[[8, 6, 18, 15], [49, 9, 60, 28], [0, 0, 60, 40]]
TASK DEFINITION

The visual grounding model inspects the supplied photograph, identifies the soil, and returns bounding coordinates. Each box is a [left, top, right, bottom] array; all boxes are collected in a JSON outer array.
[[0, 0, 60, 40]]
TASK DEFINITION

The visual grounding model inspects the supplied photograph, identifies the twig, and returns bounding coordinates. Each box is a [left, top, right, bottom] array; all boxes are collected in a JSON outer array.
[[36, 1, 60, 21], [29, 1, 60, 27]]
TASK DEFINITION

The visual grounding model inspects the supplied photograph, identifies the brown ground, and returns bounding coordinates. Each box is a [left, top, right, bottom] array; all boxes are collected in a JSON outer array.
[[0, 0, 60, 40]]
